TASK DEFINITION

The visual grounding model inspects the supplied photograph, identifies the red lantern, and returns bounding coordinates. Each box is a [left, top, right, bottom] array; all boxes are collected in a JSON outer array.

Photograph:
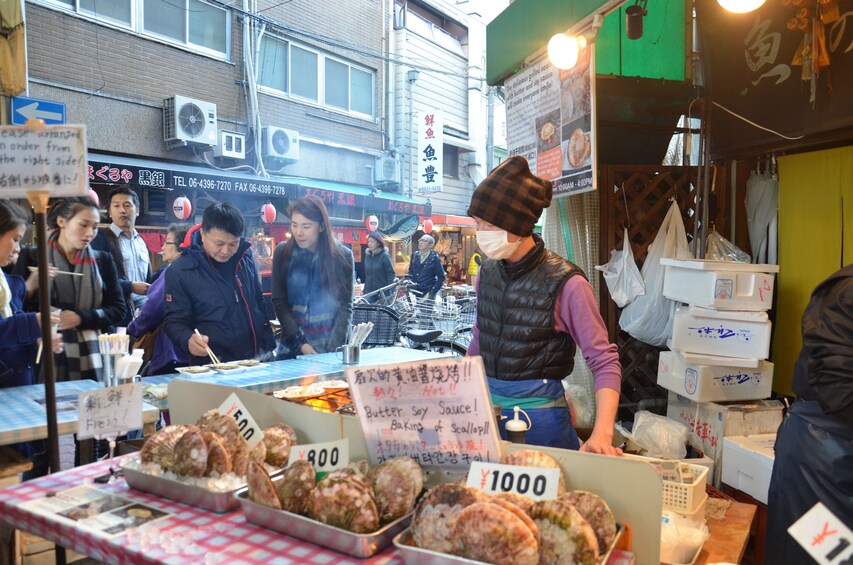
[[423, 219, 434, 234], [262, 202, 277, 223], [87, 189, 100, 206], [173, 196, 192, 220], [365, 214, 379, 232]]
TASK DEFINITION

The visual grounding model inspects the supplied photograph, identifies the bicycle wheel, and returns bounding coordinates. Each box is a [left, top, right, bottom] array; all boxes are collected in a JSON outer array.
[[430, 340, 468, 357]]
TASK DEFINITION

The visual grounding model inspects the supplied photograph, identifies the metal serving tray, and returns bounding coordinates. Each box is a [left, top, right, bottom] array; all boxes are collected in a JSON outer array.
[[393, 523, 625, 565], [121, 458, 244, 513], [235, 484, 412, 558]]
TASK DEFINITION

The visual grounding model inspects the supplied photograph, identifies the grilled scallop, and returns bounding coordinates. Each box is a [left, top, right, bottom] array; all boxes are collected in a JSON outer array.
[[140, 425, 191, 471], [247, 460, 281, 510], [529, 499, 599, 565], [277, 460, 316, 515], [307, 468, 380, 533], [499, 449, 567, 493], [491, 491, 536, 514], [262, 426, 294, 467], [368, 455, 424, 523], [560, 490, 617, 554], [173, 428, 208, 478], [449, 501, 539, 565], [411, 483, 485, 553], [202, 431, 232, 476]]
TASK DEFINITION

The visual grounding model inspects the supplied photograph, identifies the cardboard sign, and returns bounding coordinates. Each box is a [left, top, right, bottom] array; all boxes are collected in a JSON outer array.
[[788, 502, 853, 565], [0, 125, 88, 198], [76, 383, 142, 440], [217, 392, 264, 450], [345, 356, 501, 468], [291, 439, 349, 473], [466, 461, 560, 501]]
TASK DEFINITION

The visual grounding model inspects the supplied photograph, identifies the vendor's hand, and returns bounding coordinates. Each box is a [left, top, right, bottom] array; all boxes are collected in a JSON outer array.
[[300, 343, 318, 355], [579, 432, 623, 456], [25, 266, 57, 295], [58, 310, 81, 331], [37, 309, 61, 330], [132, 281, 151, 295], [188, 332, 210, 357]]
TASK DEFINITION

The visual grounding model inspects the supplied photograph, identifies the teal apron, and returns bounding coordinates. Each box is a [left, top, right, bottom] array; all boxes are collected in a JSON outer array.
[[488, 377, 579, 450]]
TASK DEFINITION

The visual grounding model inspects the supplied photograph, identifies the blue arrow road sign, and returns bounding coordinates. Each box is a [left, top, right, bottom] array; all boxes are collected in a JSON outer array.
[[10, 96, 67, 125]]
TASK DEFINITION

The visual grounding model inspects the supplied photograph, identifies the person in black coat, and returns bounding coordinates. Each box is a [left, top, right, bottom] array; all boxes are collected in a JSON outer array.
[[407, 234, 445, 300], [363, 232, 395, 303]]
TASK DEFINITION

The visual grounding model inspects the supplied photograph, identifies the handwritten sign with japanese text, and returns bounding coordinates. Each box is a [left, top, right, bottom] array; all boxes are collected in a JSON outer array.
[[76, 383, 142, 440], [0, 125, 87, 198], [344, 356, 501, 468]]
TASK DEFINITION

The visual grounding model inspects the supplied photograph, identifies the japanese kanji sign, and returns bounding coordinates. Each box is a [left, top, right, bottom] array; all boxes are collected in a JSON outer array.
[[76, 383, 143, 440], [416, 110, 443, 195], [0, 124, 87, 198]]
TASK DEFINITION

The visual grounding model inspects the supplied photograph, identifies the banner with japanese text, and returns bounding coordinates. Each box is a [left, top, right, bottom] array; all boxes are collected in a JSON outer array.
[[416, 110, 443, 195], [504, 46, 597, 198]]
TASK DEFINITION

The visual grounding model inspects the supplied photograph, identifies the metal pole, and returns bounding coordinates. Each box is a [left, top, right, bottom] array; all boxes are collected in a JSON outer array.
[[692, 100, 706, 255], [699, 99, 712, 258]]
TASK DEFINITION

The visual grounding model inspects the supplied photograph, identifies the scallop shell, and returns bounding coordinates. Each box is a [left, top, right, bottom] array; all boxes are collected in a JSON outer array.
[[173, 429, 209, 478], [491, 492, 536, 514], [197, 411, 242, 455], [529, 499, 599, 565], [307, 469, 379, 533], [202, 431, 232, 476], [249, 438, 267, 466], [487, 497, 540, 546], [411, 483, 486, 553], [449, 501, 539, 565], [140, 425, 190, 470], [247, 460, 282, 510], [368, 456, 424, 523], [262, 426, 293, 467], [266, 422, 298, 446], [277, 460, 316, 515], [231, 436, 250, 477], [499, 449, 567, 493], [559, 490, 617, 554]]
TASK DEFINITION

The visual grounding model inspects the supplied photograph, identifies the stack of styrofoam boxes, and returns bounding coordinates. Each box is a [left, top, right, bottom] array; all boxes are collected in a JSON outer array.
[[657, 258, 783, 493]]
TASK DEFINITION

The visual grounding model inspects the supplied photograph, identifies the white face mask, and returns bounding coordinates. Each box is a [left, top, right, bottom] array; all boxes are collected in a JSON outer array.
[[476, 229, 521, 260]]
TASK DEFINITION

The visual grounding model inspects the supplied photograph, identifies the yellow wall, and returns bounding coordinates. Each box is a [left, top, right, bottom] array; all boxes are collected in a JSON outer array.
[[774, 146, 853, 394]]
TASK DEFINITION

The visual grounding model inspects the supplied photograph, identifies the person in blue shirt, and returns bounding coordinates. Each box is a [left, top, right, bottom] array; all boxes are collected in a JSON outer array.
[[165, 202, 274, 365], [407, 234, 445, 300]]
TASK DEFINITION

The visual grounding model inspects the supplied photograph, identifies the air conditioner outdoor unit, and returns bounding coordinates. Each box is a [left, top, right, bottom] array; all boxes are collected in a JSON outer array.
[[374, 154, 400, 185], [262, 126, 300, 161], [213, 130, 246, 160], [163, 95, 217, 149]]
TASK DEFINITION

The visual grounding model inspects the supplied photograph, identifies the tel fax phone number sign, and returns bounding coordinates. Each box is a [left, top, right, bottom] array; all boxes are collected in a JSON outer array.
[[0, 125, 87, 198], [345, 356, 501, 468]]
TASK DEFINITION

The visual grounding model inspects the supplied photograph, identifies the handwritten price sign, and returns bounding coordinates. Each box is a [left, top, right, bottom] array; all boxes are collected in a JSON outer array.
[[466, 461, 560, 501], [789, 502, 853, 565], [292, 439, 349, 472], [217, 393, 264, 450]]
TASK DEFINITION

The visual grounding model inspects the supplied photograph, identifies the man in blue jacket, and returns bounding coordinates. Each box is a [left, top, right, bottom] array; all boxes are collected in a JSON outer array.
[[407, 234, 445, 300], [164, 203, 274, 365]]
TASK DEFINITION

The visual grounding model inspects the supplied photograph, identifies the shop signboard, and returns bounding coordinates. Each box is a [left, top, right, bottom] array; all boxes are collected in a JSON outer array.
[[0, 124, 87, 198], [416, 110, 443, 195], [504, 45, 597, 198]]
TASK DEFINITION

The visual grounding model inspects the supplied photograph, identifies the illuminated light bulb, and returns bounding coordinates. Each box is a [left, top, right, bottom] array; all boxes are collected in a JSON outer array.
[[547, 33, 581, 70], [717, 0, 766, 13]]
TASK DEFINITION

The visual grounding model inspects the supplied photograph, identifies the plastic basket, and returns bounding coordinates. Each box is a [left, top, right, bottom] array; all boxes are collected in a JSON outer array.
[[662, 464, 709, 513], [352, 305, 400, 347]]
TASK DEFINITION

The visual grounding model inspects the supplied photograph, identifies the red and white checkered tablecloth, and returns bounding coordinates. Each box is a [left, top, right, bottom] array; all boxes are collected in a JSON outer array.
[[0, 457, 635, 564]]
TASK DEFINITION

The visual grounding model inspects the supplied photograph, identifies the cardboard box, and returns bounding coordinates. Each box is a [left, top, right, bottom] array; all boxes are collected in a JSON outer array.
[[657, 350, 774, 403], [671, 306, 772, 359], [666, 392, 783, 487], [721, 434, 776, 504], [661, 258, 778, 311]]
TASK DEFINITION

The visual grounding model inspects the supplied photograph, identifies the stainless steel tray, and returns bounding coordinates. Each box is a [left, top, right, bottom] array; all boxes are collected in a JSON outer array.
[[393, 523, 625, 564], [235, 484, 411, 558], [121, 459, 244, 513]]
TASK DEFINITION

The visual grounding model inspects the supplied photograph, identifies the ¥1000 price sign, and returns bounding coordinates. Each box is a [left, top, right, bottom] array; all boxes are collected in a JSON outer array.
[[345, 356, 501, 469], [466, 461, 560, 500]]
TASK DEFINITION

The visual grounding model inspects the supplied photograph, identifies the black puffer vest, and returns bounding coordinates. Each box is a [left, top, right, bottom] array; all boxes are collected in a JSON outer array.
[[477, 236, 584, 381]]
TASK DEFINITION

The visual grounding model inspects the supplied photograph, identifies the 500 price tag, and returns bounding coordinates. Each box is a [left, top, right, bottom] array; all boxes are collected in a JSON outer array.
[[292, 439, 349, 472], [466, 461, 560, 500]]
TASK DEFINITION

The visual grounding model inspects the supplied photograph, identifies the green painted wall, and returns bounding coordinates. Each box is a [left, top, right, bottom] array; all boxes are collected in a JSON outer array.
[[487, 0, 686, 84]]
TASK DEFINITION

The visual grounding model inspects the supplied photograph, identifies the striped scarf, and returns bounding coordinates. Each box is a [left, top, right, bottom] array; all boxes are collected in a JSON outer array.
[[49, 237, 103, 382], [287, 248, 336, 352]]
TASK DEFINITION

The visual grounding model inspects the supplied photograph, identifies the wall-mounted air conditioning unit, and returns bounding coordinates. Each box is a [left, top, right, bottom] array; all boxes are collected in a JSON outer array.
[[213, 130, 246, 160], [262, 126, 300, 161], [163, 95, 217, 149], [374, 154, 400, 185]]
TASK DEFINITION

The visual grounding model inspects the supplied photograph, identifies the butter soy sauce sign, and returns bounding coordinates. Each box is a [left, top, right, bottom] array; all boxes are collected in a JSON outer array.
[[217, 392, 264, 450], [466, 461, 561, 501], [77, 383, 143, 439], [292, 439, 349, 472]]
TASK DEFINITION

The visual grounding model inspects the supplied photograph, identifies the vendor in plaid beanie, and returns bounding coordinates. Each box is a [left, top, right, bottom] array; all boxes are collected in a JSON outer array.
[[466, 156, 622, 454]]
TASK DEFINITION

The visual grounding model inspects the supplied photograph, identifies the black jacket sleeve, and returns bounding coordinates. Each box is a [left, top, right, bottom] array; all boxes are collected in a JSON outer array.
[[77, 252, 128, 330]]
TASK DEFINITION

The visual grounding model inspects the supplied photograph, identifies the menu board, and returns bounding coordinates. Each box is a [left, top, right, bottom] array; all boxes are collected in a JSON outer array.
[[504, 45, 597, 198], [345, 356, 501, 468]]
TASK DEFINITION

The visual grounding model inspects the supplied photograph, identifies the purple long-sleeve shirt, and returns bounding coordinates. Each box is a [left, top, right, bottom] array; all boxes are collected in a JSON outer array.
[[467, 275, 621, 392]]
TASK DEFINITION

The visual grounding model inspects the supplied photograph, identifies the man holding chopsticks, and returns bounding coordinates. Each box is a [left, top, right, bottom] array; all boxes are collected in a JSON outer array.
[[164, 202, 275, 365]]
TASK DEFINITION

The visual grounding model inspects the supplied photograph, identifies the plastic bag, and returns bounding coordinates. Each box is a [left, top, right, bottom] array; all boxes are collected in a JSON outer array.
[[632, 410, 690, 460], [706, 231, 751, 263], [595, 227, 645, 308], [660, 512, 710, 564], [619, 201, 692, 346]]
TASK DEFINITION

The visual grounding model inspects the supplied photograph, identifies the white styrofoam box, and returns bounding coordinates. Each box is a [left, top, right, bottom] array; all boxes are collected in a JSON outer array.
[[657, 350, 774, 403], [671, 306, 772, 359], [666, 392, 783, 487], [721, 434, 776, 504], [661, 258, 779, 311]]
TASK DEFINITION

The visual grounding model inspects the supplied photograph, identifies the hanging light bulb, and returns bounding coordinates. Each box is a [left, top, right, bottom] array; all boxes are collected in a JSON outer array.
[[717, 0, 766, 13], [547, 33, 585, 70]]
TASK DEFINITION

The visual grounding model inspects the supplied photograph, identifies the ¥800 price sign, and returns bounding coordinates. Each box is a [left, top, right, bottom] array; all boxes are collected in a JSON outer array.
[[466, 461, 560, 501], [789, 502, 853, 565]]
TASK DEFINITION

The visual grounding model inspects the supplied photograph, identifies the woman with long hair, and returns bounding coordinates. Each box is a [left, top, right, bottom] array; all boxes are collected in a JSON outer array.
[[38, 197, 126, 382], [363, 231, 395, 303], [272, 195, 354, 358]]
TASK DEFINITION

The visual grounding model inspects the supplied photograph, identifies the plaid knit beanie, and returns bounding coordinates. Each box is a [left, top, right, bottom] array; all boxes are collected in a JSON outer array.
[[467, 156, 553, 236]]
